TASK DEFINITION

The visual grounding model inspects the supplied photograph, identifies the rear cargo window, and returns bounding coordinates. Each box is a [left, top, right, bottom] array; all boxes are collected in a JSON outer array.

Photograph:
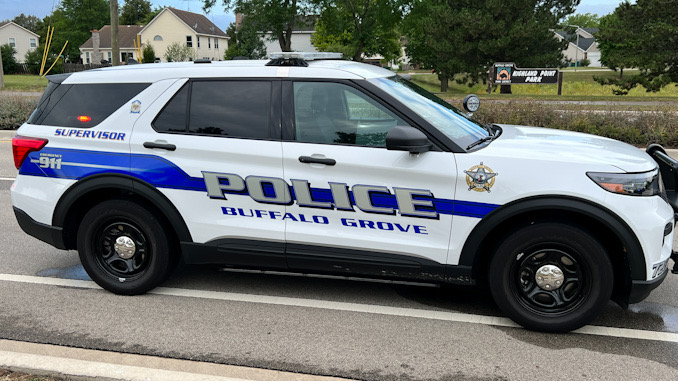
[[36, 83, 150, 128]]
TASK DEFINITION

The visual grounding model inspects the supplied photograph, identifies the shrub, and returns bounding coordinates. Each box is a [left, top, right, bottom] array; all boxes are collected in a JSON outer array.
[[1, 44, 18, 74], [460, 99, 678, 147], [0, 95, 38, 130], [164, 42, 195, 62], [24, 45, 63, 75], [142, 43, 156, 63]]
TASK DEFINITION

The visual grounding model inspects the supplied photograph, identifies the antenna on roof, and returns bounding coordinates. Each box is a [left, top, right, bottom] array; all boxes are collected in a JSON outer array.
[[182, 0, 192, 12]]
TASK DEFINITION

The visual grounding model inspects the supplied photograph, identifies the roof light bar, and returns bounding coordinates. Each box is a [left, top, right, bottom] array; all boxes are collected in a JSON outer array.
[[268, 52, 343, 61]]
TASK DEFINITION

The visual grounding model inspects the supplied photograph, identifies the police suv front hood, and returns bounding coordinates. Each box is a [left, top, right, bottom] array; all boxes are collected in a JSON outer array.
[[483, 125, 656, 173]]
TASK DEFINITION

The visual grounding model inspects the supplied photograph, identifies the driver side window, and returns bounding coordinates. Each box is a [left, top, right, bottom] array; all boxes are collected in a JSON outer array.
[[293, 82, 409, 147]]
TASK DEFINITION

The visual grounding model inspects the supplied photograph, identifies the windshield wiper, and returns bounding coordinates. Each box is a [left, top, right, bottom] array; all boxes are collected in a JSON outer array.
[[466, 124, 502, 150], [466, 135, 494, 150]]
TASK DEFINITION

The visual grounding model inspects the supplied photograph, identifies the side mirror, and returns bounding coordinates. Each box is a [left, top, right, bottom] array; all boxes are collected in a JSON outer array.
[[386, 126, 432, 154]]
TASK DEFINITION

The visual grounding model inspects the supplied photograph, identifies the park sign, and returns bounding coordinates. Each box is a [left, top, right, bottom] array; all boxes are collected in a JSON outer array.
[[493, 62, 559, 85]]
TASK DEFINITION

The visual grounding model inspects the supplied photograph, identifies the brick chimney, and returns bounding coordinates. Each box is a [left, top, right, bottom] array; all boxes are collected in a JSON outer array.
[[91, 29, 102, 63], [235, 13, 244, 30]]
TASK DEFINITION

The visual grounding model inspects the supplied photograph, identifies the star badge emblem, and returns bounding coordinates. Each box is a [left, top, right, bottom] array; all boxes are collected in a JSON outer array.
[[464, 162, 498, 192]]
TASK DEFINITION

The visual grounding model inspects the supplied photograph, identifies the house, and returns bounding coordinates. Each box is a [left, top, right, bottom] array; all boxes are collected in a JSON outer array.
[[259, 16, 317, 54], [139, 7, 227, 62], [79, 7, 228, 64], [80, 25, 144, 64], [554, 27, 601, 67], [0, 21, 39, 63]]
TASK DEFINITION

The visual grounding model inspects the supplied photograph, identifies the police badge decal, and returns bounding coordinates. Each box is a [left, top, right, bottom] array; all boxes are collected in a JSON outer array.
[[464, 162, 498, 192]]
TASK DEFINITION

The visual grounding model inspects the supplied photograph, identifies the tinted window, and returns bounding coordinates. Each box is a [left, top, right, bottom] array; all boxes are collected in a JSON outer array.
[[293, 82, 409, 146], [188, 81, 271, 138], [153, 84, 189, 133], [39, 83, 150, 128]]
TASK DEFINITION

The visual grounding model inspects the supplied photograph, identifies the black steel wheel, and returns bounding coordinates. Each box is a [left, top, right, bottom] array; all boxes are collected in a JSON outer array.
[[77, 200, 177, 295], [489, 222, 613, 333]]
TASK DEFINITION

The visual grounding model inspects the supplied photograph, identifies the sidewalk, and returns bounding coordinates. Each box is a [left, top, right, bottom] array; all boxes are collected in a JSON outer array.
[[0, 339, 347, 381]]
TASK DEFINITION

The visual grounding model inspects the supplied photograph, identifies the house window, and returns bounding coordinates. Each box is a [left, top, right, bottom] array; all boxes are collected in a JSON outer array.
[[186, 36, 192, 48], [30, 38, 37, 48], [208, 37, 211, 49], [86, 52, 91, 64], [154, 35, 163, 41], [215, 38, 219, 49], [8, 38, 16, 48], [107, 52, 112, 62], [197, 36, 200, 48]]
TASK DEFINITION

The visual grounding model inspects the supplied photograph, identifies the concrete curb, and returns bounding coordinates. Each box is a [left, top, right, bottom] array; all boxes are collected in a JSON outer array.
[[0, 130, 16, 140], [0, 340, 348, 381]]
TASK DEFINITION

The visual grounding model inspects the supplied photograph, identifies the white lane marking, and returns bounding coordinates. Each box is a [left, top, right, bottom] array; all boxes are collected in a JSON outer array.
[[2, 273, 678, 343], [0, 177, 15, 181]]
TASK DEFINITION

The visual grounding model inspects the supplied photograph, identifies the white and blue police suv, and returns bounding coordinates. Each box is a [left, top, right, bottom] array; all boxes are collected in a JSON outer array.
[[10, 52, 678, 332]]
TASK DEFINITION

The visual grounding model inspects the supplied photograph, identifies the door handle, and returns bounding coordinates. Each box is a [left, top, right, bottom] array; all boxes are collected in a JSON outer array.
[[143, 141, 176, 151], [299, 156, 336, 166]]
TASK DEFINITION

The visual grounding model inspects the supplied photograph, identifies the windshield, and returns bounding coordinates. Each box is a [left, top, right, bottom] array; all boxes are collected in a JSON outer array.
[[370, 76, 489, 149]]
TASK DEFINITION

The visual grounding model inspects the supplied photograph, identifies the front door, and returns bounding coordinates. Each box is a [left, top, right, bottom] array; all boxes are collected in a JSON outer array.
[[281, 80, 458, 280]]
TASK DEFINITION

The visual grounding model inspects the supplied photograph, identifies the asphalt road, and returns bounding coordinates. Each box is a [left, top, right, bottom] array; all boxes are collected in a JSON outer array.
[[1, 133, 678, 380]]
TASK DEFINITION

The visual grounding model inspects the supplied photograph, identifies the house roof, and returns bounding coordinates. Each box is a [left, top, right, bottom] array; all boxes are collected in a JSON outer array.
[[554, 30, 597, 51], [0, 21, 40, 37], [582, 27, 599, 35], [80, 25, 145, 49], [166, 7, 227, 37]]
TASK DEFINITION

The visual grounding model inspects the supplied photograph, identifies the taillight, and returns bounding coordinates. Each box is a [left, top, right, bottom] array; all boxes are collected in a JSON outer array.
[[12, 136, 48, 169]]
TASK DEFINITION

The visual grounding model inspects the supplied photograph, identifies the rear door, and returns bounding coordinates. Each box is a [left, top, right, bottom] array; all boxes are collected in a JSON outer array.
[[130, 78, 287, 268], [280, 80, 458, 280]]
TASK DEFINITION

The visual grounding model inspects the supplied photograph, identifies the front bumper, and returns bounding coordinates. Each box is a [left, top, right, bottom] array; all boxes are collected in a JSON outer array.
[[628, 266, 669, 304], [13, 206, 67, 250]]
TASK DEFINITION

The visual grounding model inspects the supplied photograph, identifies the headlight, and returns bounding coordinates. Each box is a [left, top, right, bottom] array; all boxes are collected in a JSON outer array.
[[587, 169, 661, 196]]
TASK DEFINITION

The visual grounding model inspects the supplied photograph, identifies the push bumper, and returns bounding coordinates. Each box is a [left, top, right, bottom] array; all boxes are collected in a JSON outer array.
[[13, 207, 67, 250]]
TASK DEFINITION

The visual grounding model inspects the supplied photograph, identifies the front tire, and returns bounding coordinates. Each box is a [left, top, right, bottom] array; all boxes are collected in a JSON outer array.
[[77, 200, 177, 295], [488, 222, 613, 332]]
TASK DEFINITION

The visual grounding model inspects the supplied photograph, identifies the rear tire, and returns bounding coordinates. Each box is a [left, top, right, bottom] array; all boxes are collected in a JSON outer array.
[[77, 200, 177, 295], [488, 222, 613, 333]]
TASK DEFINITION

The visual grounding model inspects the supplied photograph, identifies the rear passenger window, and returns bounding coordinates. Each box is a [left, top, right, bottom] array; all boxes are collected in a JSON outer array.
[[188, 81, 271, 138], [38, 83, 149, 128], [153, 84, 189, 133], [153, 81, 272, 139]]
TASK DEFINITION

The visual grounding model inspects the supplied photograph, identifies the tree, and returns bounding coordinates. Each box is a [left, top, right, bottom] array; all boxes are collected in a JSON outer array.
[[1, 44, 18, 74], [312, 0, 404, 62], [595, 13, 634, 78], [164, 42, 196, 62], [44, 0, 111, 61], [562, 12, 600, 28], [594, 0, 678, 94], [142, 42, 156, 63], [403, 0, 577, 92], [25, 44, 63, 74], [11, 14, 41, 33], [224, 20, 266, 60], [120, 0, 152, 25], [203, 0, 317, 52]]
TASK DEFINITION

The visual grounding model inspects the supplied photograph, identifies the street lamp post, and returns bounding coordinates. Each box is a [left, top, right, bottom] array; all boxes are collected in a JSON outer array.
[[567, 24, 581, 72]]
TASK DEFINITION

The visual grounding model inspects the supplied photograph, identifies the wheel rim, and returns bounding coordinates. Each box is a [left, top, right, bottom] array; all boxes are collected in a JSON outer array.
[[93, 221, 150, 279], [509, 245, 591, 316]]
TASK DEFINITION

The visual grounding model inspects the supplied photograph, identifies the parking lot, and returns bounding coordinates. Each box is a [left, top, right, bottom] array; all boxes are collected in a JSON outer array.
[[1, 131, 678, 380]]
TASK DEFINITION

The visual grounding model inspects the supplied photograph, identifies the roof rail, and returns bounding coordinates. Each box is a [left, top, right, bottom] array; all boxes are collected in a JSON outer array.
[[266, 52, 343, 67], [194, 59, 212, 64]]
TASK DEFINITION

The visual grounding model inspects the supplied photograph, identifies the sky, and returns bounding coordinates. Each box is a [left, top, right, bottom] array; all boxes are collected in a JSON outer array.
[[0, 0, 631, 32]]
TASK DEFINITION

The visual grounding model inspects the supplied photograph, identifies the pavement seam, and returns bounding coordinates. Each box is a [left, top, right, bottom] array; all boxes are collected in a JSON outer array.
[[1, 273, 678, 344]]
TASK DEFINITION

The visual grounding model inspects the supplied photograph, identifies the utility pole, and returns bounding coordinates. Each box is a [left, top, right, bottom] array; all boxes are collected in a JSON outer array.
[[111, 0, 120, 66], [0, 51, 4, 89]]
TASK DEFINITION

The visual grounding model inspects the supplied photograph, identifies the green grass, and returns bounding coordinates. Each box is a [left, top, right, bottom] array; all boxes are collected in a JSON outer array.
[[408, 69, 678, 101], [1, 75, 48, 92]]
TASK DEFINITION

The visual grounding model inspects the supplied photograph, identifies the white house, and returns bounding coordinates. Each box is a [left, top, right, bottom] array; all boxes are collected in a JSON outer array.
[[80, 25, 144, 64], [80, 7, 228, 64], [554, 27, 601, 67], [258, 16, 317, 54], [139, 7, 227, 62], [0, 21, 39, 63]]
